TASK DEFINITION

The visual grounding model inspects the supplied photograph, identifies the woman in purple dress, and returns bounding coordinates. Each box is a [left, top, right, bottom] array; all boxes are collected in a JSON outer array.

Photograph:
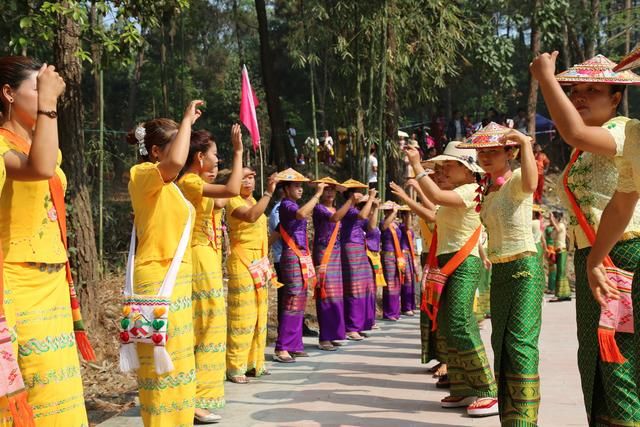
[[380, 202, 403, 321], [312, 178, 354, 351], [274, 169, 327, 363], [340, 183, 377, 340], [399, 209, 417, 316], [364, 196, 383, 329]]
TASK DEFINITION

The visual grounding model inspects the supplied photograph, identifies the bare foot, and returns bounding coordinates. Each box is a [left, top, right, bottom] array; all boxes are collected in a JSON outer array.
[[434, 363, 448, 378]]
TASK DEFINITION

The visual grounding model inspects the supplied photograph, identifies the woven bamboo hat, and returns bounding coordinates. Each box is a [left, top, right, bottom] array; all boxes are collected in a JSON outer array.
[[340, 179, 369, 189], [614, 46, 640, 72], [555, 54, 640, 85], [275, 168, 309, 182], [457, 122, 519, 149]]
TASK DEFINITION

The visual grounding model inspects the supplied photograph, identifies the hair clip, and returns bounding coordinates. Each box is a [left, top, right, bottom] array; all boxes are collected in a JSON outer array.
[[135, 125, 148, 156]]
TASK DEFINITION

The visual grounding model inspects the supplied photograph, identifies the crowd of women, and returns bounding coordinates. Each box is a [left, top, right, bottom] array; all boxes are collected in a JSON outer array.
[[2, 46, 640, 427]]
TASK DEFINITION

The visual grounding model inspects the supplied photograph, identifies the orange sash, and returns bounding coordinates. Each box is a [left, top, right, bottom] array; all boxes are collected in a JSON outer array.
[[279, 224, 316, 290], [315, 222, 340, 299], [389, 224, 406, 283], [0, 128, 96, 361]]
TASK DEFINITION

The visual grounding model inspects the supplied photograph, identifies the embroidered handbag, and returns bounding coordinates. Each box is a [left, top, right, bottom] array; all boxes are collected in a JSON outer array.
[[564, 150, 634, 363], [279, 225, 317, 290], [119, 183, 192, 375]]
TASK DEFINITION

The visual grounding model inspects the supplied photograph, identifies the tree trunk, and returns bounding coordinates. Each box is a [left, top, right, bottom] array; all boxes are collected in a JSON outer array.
[[527, 0, 541, 138], [584, 0, 600, 58], [159, 14, 169, 117], [384, 3, 403, 192], [255, 0, 291, 168], [623, 0, 631, 116], [53, 2, 99, 324]]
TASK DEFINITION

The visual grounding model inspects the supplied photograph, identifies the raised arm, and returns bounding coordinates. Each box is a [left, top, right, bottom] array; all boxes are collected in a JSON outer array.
[[530, 51, 618, 157], [158, 100, 204, 182], [405, 147, 465, 207], [390, 181, 436, 223], [368, 198, 381, 231], [330, 195, 354, 222], [502, 130, 538, 194], [381, 207, 398, 231], [4, 64, 65, 181], [203, 124, 244, 198], [358, 188, 377, 219], [406, 178, 436, 211], [231, 174, 278, 223], [296, 183, 327, 219]]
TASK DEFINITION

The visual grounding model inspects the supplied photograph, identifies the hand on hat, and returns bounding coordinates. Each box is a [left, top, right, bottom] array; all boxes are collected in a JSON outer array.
[[501, 129, 532, 146], [530, 51, 559, 83], [368, 188, 378, 199]]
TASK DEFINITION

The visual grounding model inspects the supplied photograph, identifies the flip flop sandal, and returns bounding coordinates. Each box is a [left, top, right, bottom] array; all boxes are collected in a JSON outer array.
[[228, 375, 250, 384], [291, 351, 309, 357], [246, 369, 271, 377], [346, 335, 364, 341], [467, 397, 499, 417], [359, 332, 370, 338], [273, 355, 296, 363], [371, 324, 380, 330], [318, 344, 337, 351], [427, 363, 442, 374], [440, 395, 478, 408], [331, 341, 346, 346]]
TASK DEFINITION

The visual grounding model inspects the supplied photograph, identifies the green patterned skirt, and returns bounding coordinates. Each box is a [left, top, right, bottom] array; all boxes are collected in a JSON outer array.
[[555, 249, 571, 299], [491, 254, 544, 426], [439, 253, 496, 398], [574, 239, 640, 427]]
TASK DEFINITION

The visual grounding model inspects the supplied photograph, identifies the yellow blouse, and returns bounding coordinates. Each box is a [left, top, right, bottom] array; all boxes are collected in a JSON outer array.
[[616, 119, 640, 196], [480, 168, 537, 263], [0, 136, 67, 263], [559, 116, 640, 249], [226, 195, 268, 251], [435, 183, 480, 257], [213, 207, 223, 251], [177, 173, 215, 247], [128, 163, 194, 264]]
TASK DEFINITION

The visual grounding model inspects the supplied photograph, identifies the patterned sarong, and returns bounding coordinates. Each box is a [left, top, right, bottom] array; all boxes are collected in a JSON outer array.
[[314, 244, 345, 342], [555, 249, 571, 299], [490, 255, 544, 426], [275, 247, 308, 352], [574, 240, 640, 426], [438, 253, 497, 398], [342, 242, 375, 332], [382, 250, 401, 320]]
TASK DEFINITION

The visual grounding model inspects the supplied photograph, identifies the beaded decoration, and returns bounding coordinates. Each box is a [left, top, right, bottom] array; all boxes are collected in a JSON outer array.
[[475, 173, 507, 213]]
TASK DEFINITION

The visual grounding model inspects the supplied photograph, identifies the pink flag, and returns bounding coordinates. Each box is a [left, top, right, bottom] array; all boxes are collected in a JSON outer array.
[[240, 65, 260, 151]]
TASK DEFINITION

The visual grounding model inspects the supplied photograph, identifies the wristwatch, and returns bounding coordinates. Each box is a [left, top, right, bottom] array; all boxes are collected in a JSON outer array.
[[37, 110, 58, 118]]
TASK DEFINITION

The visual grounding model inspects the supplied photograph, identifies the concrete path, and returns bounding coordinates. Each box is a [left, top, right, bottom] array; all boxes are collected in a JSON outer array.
[[99, 296, 585, 426]]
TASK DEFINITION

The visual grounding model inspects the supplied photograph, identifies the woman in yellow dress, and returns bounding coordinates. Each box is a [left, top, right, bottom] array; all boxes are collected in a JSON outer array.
[[177, 126, 243, 423], [125, 100, 203, 427], [0, 56, 91, 426], [225, 168, 278, 381]]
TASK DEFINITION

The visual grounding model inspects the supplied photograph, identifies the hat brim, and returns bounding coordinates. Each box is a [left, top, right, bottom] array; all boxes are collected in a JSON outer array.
[[426, 154, 484, 173], [614, 47, 640, 72], [456, 140, 520, 150]]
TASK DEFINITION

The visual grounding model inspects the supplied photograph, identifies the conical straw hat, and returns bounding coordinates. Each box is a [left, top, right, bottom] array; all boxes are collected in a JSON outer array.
[[275, 168, 310, 182], [555, 54, 640, 85], [457, 122, 519, 149]]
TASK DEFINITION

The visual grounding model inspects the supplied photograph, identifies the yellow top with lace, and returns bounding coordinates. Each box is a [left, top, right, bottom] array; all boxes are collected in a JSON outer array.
[[418, 217, 434, 254], [226, 195, 267, 251], [480, 168, 537, 262], [616, 119, 640, 197], [0, 136, 67, 263], [559, 116, 640, 249], [128, 162, 194, 263], [177, 172, 215, 247], [435, 183, 480, 257]]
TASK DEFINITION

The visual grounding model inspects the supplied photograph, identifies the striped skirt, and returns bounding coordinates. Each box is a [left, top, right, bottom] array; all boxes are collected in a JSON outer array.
[[381, 250, 401, 320], [575, 240, 640, 426], [342, 242, 375, 332], [491, 255, 544, 426], [401, 249, 416, 312], [0, 263, 88, 427], [314, 244, 345, 342], [227, 248, 268, 377], [275, 247, 308, 352], [192, 245, 226, 409], [133, 260, 196, 427]]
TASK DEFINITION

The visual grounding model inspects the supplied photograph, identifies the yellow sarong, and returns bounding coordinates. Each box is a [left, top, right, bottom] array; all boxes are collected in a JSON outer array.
[[226, 248, 268, 377], [134, 260, 195, 427], [1, 263, 88, 426], [192, 245, 226, 409]]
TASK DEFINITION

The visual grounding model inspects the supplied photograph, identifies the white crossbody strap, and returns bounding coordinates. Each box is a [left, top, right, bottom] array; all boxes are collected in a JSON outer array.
[[124, 183, 193, 297]]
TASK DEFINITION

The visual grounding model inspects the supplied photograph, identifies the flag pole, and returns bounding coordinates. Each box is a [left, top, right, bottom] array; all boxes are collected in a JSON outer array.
[[258, 141, 264, 194]]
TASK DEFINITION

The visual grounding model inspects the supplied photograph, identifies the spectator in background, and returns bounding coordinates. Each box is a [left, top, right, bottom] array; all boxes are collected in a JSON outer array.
[[463, 114, 474, 137], [430, 109, 447, 150], [286, 121, 298, 158], [446, 110, 465, 141], [368, 145, 379, 189], [533, 143, 550, 204], [514, 108, 528, 134], [322, 130, 335, 164]]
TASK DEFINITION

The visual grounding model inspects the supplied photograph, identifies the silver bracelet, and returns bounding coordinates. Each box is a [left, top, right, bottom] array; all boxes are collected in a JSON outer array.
[[415, 171, 429, 181], [263, 191, 273, 198]]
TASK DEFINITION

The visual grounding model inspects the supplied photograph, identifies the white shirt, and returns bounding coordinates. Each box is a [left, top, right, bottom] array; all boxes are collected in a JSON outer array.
[[368, 154, 378, 183]]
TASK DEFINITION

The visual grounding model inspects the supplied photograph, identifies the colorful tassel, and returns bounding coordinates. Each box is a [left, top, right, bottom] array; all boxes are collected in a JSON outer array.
[[154, 346, 174, 375], [598, 328, 627, 363], [119, 343, 140, 373]]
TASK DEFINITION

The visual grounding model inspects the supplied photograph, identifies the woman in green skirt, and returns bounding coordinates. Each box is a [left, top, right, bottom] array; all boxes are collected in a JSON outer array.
[[407, 141, 498, 416], [532, 51, 640, 426], [458, 122, 542, 426], [549, 211, 571, 302]]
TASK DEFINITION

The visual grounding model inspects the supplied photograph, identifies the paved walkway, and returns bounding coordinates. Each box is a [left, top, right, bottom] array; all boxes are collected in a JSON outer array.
[[99, 297, 585, 426]]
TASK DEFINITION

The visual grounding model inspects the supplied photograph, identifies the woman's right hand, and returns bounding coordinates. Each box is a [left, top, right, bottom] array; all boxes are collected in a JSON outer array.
[[231, 123, 243, 152], [389, 181, 408, 200], [183, 100, 205, 125], [267, 173, 278, 193], [37, 64, 65, 108], [404, 146, 421, 166]]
